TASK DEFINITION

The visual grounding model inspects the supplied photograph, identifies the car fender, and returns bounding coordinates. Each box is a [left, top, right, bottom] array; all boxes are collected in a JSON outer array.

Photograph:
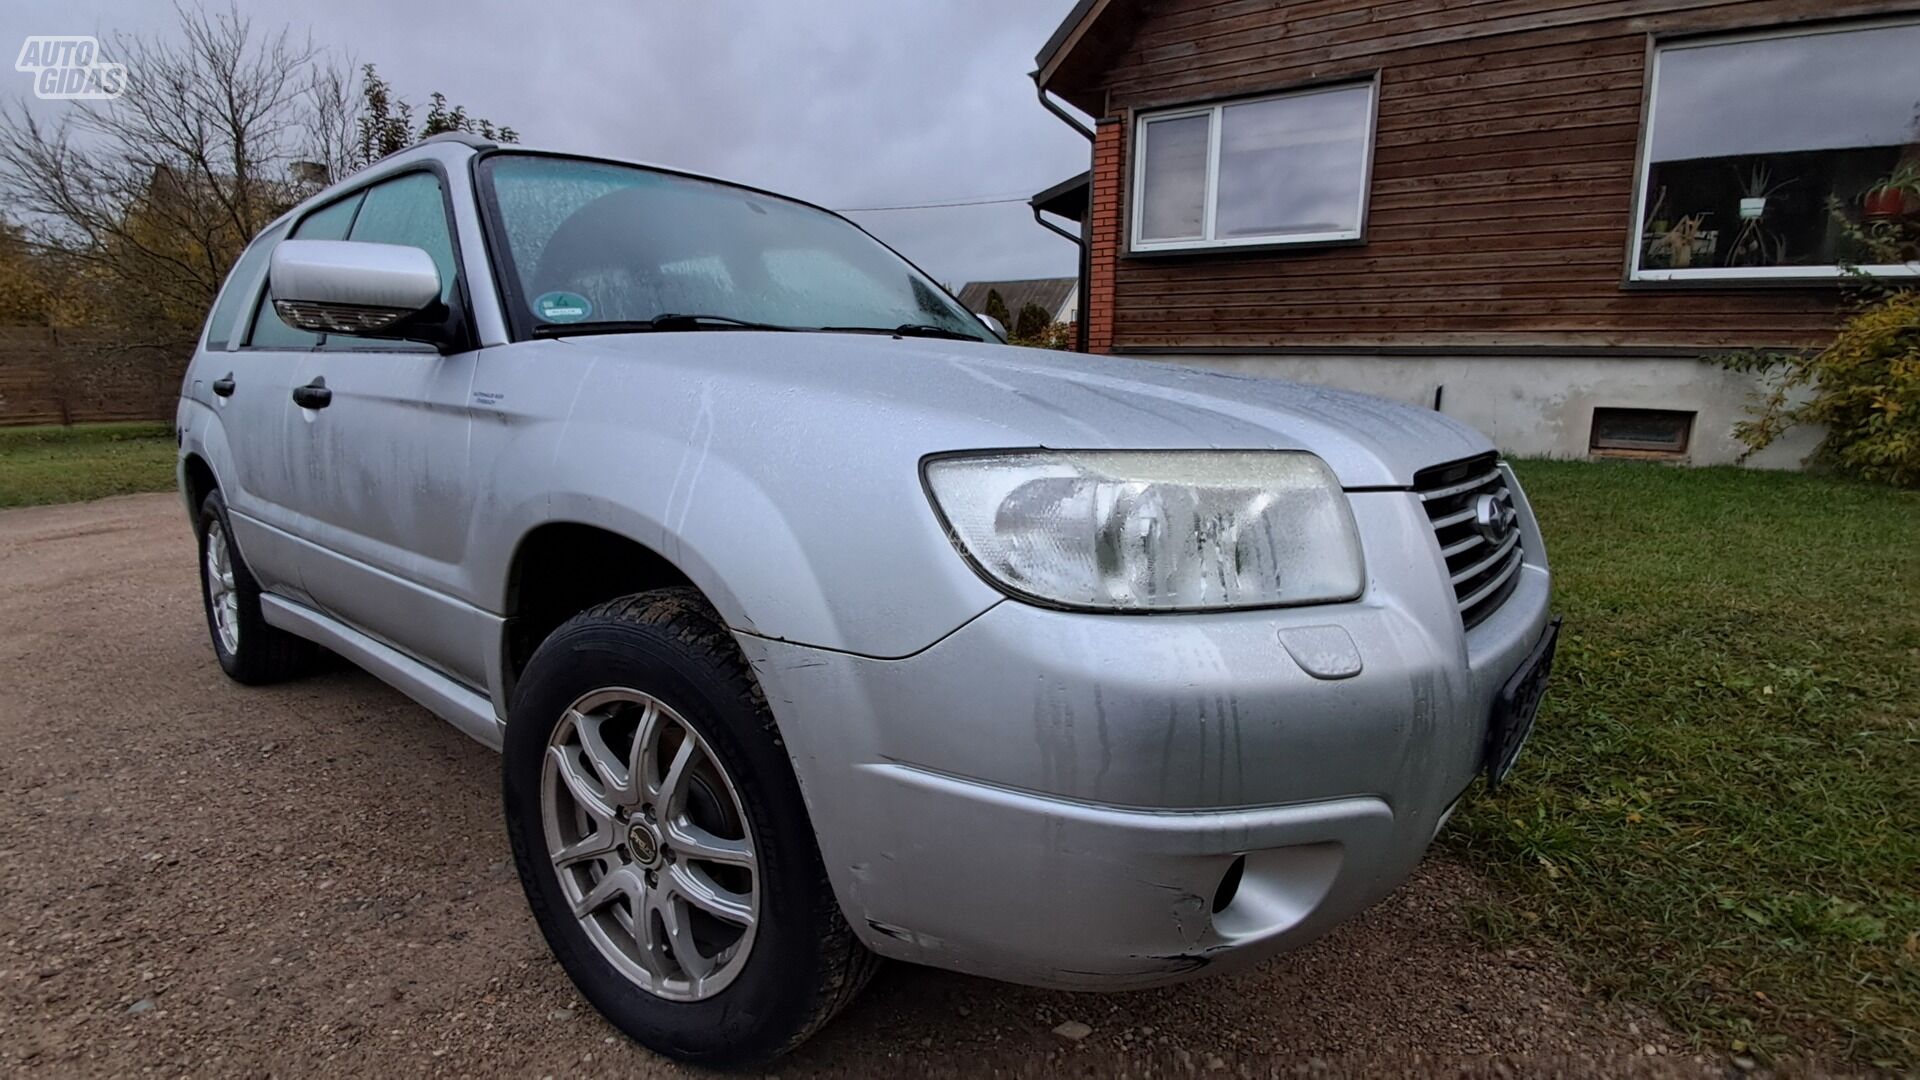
[[471, 416, 1001, 660]]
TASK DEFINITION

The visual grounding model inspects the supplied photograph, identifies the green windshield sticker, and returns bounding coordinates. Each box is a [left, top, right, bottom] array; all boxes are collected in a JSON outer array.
[[534, 291, 591, 323]]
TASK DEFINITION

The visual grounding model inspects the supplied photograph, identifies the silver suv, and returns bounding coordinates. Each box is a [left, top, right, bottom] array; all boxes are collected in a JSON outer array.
[[177, 134, 1557, 1067]]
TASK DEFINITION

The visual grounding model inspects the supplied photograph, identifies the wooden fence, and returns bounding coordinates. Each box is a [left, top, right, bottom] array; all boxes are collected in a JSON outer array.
[[0, 327, 190, 427]]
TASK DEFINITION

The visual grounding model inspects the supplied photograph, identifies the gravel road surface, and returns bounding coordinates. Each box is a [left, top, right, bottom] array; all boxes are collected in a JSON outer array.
[[0, 494, 1715, 1077]]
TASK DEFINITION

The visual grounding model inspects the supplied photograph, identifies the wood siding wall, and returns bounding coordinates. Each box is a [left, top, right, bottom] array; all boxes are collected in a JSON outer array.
[[1072, 0, 1919, 353]]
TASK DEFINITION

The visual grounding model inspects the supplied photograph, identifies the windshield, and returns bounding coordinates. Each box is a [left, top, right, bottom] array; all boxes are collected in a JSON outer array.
[[478, 153, 993, 341]]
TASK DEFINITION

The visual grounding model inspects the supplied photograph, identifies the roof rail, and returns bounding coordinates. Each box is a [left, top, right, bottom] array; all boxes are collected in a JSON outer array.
[[414, 131, 497, 151], [373, 131, 497, 164]]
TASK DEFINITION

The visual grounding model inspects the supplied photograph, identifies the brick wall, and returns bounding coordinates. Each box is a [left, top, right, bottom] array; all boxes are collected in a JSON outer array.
[[1086, 118, 1124, 355], [0, 327, 189, 426]]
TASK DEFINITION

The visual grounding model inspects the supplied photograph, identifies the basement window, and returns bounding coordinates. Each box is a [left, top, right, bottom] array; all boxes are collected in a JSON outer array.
[[1590, 408, 1694, 457], [1130, 78, 1379, 254]]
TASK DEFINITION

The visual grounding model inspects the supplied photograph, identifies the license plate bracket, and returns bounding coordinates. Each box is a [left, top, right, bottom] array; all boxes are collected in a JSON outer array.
[[1486, 616, 1561, 787]]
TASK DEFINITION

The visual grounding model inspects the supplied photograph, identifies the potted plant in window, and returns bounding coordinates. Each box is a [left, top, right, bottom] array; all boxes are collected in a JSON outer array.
[[1644, 186, 1670, 239], [1726, 164, 1793, 267], [1653, 214, 1710, 268], [1736, 163, 1789, 221], [1864, 161, 1920, 220]]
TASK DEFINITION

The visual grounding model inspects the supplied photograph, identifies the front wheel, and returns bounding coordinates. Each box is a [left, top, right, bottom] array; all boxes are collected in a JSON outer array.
[[501, 589, 876, 1068]]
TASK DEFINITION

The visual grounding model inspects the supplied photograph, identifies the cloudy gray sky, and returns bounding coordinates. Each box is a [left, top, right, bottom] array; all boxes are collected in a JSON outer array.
[[2, 0, 1090, 287]]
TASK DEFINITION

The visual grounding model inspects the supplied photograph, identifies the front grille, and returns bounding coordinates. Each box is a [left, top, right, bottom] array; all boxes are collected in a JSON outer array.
[[1414, 453, 1524, 630]]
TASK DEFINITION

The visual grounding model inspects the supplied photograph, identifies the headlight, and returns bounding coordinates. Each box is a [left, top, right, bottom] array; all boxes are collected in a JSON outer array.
[[924, 451, 1364, 612]]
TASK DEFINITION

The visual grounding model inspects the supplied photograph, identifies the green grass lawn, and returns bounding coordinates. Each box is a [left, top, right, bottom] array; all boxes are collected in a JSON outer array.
[[0, 421, 177, 508], [1445, 460, 1919, 1067]]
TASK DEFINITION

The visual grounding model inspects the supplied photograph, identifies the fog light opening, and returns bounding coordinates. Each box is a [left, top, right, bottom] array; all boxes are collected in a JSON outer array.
[[1212, 855, 1246, 915]]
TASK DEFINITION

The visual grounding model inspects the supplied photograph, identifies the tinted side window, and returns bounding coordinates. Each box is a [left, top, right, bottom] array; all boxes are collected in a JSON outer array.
[[204, 222, 287, 351], [325, 172, 457, 351], [246, 192, 364, 349]]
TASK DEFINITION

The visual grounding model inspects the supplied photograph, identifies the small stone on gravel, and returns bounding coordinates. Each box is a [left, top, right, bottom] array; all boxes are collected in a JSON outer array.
[[1052, 1020, 1092, 1042]]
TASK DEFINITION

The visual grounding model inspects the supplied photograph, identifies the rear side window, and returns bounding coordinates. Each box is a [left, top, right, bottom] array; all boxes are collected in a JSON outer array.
[[246, 193, 364, 349], [203, 222, 287, 351], [324, 172, 458, 351]]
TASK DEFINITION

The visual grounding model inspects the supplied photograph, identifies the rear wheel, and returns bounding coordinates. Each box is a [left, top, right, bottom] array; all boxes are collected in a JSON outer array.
[[502, 588, 876, 1068], [196, 490, 317, 684]]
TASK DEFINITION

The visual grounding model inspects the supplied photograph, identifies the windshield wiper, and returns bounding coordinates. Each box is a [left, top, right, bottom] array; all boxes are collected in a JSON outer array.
[[817, 323, 986, 342], [532, 313, 798, 337]]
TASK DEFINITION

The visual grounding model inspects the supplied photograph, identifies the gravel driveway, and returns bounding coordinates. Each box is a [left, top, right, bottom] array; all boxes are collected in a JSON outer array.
[[0, 494, 1710, 1077]]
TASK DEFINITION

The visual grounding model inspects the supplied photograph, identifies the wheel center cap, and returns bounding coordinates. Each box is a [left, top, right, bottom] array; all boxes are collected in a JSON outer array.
[[626, 822, 661, 867]]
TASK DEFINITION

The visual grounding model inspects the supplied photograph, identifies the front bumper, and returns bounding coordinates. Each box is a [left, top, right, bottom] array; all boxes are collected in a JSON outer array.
[[739, 484, 1553, 990]]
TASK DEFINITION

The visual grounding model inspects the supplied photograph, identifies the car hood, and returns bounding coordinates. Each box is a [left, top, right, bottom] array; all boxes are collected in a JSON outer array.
[[553, 332, 1491, 487]]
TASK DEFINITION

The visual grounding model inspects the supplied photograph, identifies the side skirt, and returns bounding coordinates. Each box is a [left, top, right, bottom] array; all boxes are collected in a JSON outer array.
[[261, 594, 506, 752]]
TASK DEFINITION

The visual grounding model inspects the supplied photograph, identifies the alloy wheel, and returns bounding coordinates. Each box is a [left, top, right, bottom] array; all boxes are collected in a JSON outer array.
[[540, 688, 759, 1001], [204, 518, 241, 654]]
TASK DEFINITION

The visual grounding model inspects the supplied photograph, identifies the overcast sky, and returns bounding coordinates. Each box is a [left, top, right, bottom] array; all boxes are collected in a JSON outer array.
[[2, 0, 1090, 287]]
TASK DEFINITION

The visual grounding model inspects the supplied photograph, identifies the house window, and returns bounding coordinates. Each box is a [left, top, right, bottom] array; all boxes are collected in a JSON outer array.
[[1130, 79, 1378, 253], [1590, 408, 1694, 457], [1632, 19, 1920, 282]]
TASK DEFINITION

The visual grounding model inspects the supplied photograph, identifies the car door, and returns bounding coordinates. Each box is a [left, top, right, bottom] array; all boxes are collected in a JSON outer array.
[[196, 221, 309, 597], [279, 168, 490, 687]]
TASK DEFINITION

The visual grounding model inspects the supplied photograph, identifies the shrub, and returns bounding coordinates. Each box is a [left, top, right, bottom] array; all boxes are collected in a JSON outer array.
[[1720, 294, 1920, 487], [1009, 320, 1074, 351]]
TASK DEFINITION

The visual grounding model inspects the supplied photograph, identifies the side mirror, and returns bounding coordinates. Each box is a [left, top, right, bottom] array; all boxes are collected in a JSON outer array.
[[975, 312, 1007, 340], [269, 239, 448, 344]]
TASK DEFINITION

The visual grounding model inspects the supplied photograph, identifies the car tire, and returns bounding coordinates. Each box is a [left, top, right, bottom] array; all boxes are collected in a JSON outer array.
[[502, 587, 877, 1068], [196, 490, 318, 685]]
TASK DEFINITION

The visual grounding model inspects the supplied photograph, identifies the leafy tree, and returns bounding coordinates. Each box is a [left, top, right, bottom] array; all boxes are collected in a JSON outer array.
[[1013, 301, 1051, 340], [983, 288, 1010, 330], [0, 221, 57, 325], [351, 66, 516, 168]]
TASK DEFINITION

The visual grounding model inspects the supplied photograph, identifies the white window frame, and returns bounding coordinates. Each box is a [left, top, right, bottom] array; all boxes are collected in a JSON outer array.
[[1628, 17, 1920, 284], [1128, 77, 1379, 255]]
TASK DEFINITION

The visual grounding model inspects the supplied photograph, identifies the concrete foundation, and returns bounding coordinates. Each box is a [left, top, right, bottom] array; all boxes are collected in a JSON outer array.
[[1139, 352, 1821, 470]]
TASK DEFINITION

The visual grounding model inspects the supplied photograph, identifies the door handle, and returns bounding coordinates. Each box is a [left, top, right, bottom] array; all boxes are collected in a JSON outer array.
[[291, 377, 332, 410], [211, 374, 236, 398]]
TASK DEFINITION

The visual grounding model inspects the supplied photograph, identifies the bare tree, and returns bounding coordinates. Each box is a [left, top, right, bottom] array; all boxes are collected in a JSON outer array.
[[304, 57, 364, 189], [0, 2, 516, 344], [0, 4, 348, 342]]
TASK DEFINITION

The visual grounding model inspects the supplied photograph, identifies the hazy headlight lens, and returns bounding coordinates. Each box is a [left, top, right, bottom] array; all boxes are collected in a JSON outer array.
[[925, 451, 1364, 611]]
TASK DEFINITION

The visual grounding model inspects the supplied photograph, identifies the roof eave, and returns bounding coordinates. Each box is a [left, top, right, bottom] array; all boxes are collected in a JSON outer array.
[[1035, 0, 1124, 89], [1029, 171, 1091, 224], [1034, 0, 1134, 117]]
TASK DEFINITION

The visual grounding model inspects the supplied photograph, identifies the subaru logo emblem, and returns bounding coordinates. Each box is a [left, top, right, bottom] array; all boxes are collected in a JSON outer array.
[[1472, 493, 1517, 544]]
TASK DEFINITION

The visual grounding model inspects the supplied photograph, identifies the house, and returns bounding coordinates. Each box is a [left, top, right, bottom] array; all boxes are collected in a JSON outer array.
[[1030, 0, 1920, 466], [956, 277, 1080, 330]]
